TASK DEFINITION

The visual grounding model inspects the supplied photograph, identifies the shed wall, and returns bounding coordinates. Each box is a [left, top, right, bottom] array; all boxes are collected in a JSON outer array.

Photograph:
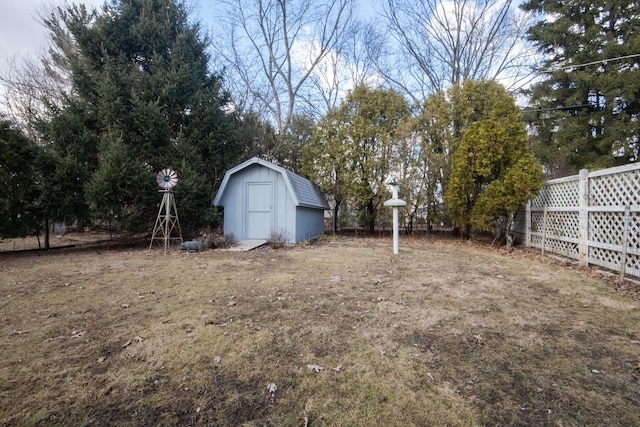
[[295, 207, 326, 242], [221, 164, 297, 242], [273, 171, 296, 242]]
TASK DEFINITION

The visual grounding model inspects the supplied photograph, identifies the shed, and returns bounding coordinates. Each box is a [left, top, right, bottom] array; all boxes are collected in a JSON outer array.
[[213, 157, 329, 243]]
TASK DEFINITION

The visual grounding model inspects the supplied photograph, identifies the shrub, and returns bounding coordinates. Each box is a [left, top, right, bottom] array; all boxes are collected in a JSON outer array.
[[267, 230, 289, 249], [200, 227, 236, 249]]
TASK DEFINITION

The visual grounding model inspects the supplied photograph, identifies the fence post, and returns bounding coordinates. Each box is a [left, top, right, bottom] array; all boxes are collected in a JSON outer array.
[[620, 205, 630, 281], [578, 169, 589, 267], [541, 208, 548, 257], [525, 201, 531, 247]]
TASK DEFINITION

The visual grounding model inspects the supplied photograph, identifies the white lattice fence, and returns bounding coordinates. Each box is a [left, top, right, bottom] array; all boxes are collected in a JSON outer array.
[[521, 163, 640, 281]]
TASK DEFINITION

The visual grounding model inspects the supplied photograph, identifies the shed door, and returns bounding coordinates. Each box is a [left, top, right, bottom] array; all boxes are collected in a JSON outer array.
[[246, 182, 273, 239]]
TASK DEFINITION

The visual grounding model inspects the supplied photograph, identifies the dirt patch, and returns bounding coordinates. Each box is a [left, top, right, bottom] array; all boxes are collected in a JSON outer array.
[[0, 235, 639, 426]]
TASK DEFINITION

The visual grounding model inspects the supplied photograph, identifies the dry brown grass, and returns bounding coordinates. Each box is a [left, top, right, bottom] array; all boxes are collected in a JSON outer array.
[[1, 235, 639, 426]]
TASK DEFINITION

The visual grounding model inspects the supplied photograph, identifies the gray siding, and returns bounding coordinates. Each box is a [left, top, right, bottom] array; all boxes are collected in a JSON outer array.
[[295, 207, 325, 242], [273, 171, 297, 242]]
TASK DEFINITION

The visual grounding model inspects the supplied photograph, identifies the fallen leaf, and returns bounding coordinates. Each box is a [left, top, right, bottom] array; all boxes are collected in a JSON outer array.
[[631, 340, 640, 345], [306, 364, 324, 373], [97, 356, 106, 363], [332, 364, 342, 372], [473, 334, 483, 344], [10, 330, 30, 336], [226, 301, 237, 307], [72, 331, 85, 338], [591, 369, 601, 374], [121, 303, 130, 308], [468, 395, 478, 403], [267, 383, 277, 394], [121, 339, 131, 348], [134, 336, 144, 343], [214, 356, 222, 364]]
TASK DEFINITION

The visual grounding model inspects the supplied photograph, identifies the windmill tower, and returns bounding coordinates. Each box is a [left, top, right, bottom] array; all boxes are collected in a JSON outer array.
[[149, 168, 183, 253]]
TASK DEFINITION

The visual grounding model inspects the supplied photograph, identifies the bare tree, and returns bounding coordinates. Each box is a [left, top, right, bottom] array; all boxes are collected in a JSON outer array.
[[0, 52, 70, 142], [383, 0, 535, 103], [304, 20, 385, 117], [1, 57, 50, 141], [212, 0, 356, 154], [0, 4, 87, 142]]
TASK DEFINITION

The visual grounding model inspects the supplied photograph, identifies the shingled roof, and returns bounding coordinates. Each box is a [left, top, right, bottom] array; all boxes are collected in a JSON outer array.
[[213, 157, 329, 210]]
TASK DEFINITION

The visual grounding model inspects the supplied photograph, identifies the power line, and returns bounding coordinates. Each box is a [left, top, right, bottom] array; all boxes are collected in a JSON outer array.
[[523, 97, 640, 114], [523, 55, 640, 113], [522, 104, 592, 113], [541, 53, 640, 72]]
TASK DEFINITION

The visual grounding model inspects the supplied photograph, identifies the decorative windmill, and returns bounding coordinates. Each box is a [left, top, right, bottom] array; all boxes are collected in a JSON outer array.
[[149, 168, 183, 253]]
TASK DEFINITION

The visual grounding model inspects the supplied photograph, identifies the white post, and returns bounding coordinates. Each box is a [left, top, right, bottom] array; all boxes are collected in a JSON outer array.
[[384, 181, 407, 255], [620, 205, 630, 281], [578, 168, 589, 267], [392, 206, 399, 254], [525, 201, 532, 248], [541, 208, 548, 257]]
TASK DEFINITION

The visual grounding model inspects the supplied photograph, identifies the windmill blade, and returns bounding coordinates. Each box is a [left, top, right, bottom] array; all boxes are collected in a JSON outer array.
[[156, 168, 179, 190]]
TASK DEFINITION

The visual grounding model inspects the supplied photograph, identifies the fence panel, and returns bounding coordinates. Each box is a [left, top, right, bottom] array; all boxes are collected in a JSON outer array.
[[520, 163, 640, 281]]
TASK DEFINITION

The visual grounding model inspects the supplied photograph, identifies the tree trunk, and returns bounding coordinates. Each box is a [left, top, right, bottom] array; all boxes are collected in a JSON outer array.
[[505, 212, 516, 250], [406, 214, 414, 235], [461, 223, 471, 240], [366, 200, 376, 233], [44, 219, 50, 249]]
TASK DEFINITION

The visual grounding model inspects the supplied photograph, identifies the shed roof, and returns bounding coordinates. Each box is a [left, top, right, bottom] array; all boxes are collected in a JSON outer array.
[[213, 157, 329, 210]]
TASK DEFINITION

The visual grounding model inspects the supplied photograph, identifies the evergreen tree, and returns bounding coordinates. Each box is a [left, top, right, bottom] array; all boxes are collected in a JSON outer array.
[[0, 120, 42, 240], [522, 0, 640, 174], [303, 85, 411, 232], [301, 108, 350, 233], [39, 0, 243, 233], [445, 89, 542, 242], [420, 80, 512, 199]]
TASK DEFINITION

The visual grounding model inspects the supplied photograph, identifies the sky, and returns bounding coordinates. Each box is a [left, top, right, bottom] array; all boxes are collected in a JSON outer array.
[[0, 0, 162, 71], [1, 0, 96, 64], [0, 0, 385, 116], [0, 0, 381, 70]]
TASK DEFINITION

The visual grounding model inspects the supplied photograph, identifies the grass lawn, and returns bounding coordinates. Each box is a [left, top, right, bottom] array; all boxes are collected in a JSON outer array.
[[1, 235, 639, 426]]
